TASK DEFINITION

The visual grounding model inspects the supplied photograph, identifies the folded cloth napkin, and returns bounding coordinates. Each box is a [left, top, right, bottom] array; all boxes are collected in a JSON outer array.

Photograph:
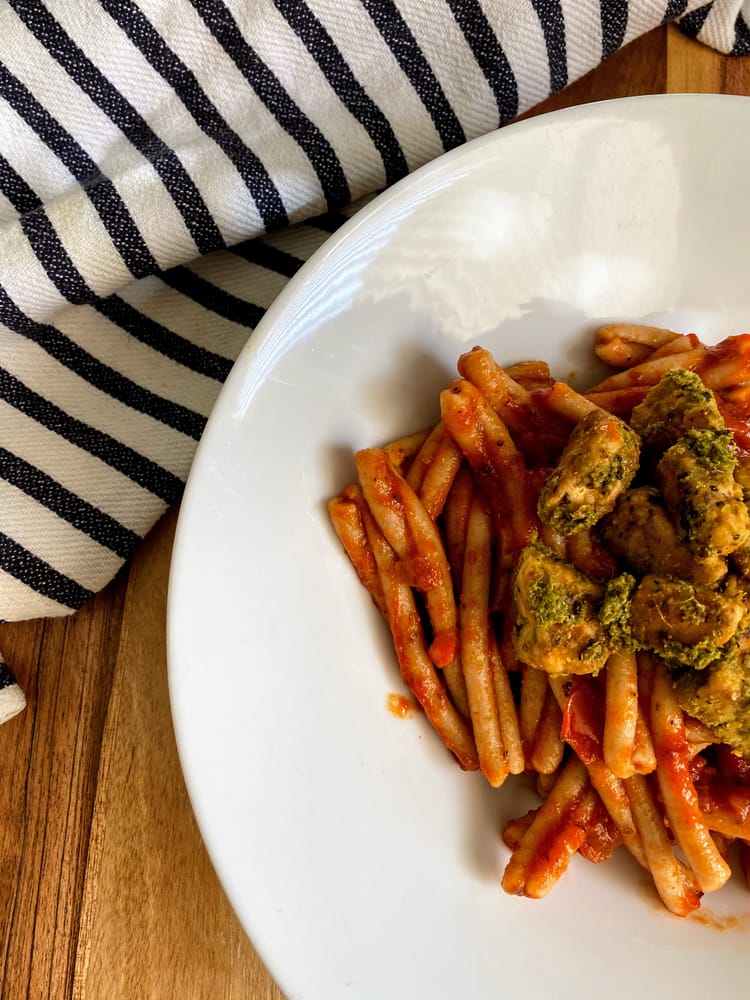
[[0, 0, 748, 724]]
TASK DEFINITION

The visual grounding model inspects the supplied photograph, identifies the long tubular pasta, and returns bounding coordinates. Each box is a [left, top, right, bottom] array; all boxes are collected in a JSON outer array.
[[328, 488, 385, 614], [440, 379, 538, 558], [529, 684, 564, 776], [504, 360, 553, 391], [632, 704, 657, 774], [383, 428, 432, 473], [356, 448, 457, 668], [565, 527, 617, 580], [542, 381, 599, 424], [457, 346, 532, 428], [646, 333, 701, 360], [405, 423, 446, 492], [603, 650, 639, 779], [650, 664, 731, 893], [582, 386, 652, 417], [519, 665, 548, 759], [417, 435, 463, 520], [624, 773, 702, 917], [502, 810, 536, 851], [488, 628, 525, 775], [594, 323, 683, 368], [442, 463, 473, 586], [460, 494, 508, 787], [360, 501, 479, 771], [501, 756, 592, 898], [523, 789, 597, 898], [586, 346, 708, 393], [697, 334, 750, 391], [551, 676, 648, 868]]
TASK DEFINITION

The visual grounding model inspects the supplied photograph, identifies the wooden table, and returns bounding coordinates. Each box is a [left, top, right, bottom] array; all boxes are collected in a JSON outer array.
[[1, 24, 748, 1000]]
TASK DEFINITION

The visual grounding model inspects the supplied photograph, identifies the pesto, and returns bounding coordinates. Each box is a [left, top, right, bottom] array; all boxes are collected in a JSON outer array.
[[599, 573, 639, 650]]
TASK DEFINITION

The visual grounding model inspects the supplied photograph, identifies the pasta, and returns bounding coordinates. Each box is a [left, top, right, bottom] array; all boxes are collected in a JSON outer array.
[[328, 323, 750, 916]]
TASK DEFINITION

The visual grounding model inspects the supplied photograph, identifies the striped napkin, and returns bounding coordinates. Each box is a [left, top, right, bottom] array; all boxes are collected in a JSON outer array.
[[0, 0, 748, 724]]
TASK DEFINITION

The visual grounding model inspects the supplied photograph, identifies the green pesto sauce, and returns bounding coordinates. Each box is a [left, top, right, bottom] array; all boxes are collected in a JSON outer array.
[[678, 428, 737, 474], [527, 575, 574, 625], [599, 573, 639, 650]]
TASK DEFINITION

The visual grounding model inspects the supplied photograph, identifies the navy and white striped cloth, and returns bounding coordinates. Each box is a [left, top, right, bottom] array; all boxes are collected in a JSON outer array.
[[0, 0, 748, 724]]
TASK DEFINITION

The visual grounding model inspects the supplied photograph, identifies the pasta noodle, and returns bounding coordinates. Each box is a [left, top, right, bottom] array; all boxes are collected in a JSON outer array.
[[328, 324, 750, 916]]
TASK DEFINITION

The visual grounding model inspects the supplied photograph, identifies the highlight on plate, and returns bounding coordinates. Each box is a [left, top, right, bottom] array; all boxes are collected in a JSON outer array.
[[328, 322, 750, 917]]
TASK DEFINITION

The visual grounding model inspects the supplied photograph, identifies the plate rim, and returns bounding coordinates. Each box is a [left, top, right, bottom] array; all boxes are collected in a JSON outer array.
[[167, 91, 750, 999]]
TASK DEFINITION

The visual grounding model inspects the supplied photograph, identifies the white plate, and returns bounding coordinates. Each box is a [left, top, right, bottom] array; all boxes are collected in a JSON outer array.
[[168, 95, 750, 1000]]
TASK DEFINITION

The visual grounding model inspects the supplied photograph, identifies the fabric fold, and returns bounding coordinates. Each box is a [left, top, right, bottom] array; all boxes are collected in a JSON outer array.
[[0, 0, 748, 716]]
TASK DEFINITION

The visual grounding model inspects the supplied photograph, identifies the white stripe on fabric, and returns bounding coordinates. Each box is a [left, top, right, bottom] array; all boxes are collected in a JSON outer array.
[[259, 225, 333, 261], [112, 277, 251, 361], [397, 0, 499, 140], [0, 6, 193, 273], [0, 680, 26, 725], [0, 565, 75, 620], [697, 0, 745, 50], [313, 0, 445, 173], [53, 301, 229, 417], [0, 401, 166, 536], [182, 252, 283, 310], [0, 191, 19, 224], [561, 0, 603, 78], [0, 97, 77, 205], [152, 0, 381, 208], [0, 331, 198, 478], [0, 476, 124, 589], [0, 222, 70, 319], [480, 0, 552, 113], [44, 2, 238, 238]]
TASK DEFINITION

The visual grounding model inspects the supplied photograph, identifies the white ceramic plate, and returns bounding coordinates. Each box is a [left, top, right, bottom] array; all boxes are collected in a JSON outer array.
[[168, 95, 750, 1000]]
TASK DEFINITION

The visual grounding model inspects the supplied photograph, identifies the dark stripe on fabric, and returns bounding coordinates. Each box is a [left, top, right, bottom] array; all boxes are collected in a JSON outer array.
[[0, 159, 237, 382], [361, 0, 466, 150], [444, 0, 518, 124], [0, 369, 184, 502], [0, 531, 93, 610], [0, 286, 206, 439], [0, 659, 16, 690], [0, 154, 40, 215], [677, 3, 713, 37], [273, 0, 408, 186], [0, 61, 157, 278], [601, 0, 628, 58], [94, 295, 235, 380], [99, 0, 287, 231], [0, 153, 95, 304], [529, 0, 568, 93], [20, 211, 91, 304], [663, 0, 689, 21], [731, 12, 750, 55], [159, 267, 264, 330], [231, 239, 304, 277], [9, 0, 224, 255], [190, 0, 350, 210], [307, 210, 352, 233], [0, 446, 140, 558]]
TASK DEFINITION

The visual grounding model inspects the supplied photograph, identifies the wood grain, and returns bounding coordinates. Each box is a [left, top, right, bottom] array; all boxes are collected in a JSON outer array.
[[0, 23, 747, 1000]]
